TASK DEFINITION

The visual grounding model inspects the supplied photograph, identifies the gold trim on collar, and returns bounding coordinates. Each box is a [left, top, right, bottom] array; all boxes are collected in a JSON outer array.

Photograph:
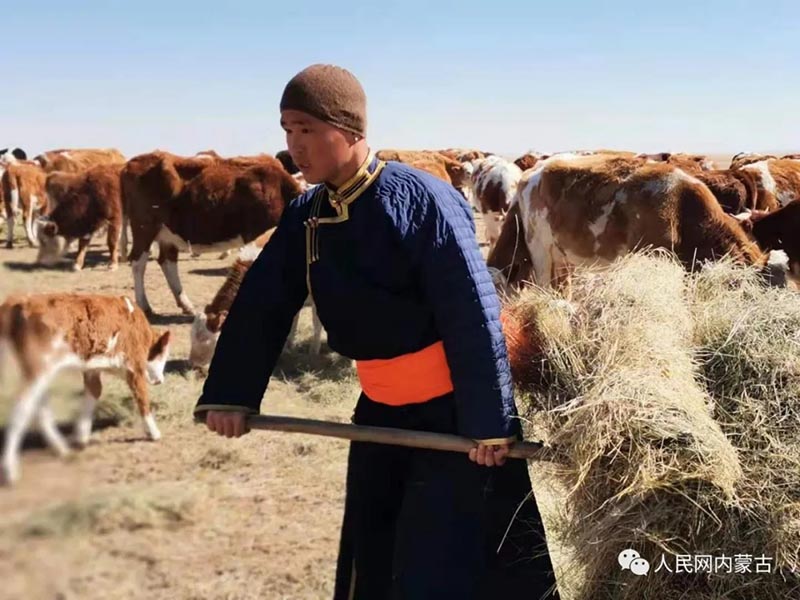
[[303, 154, 386, 298]]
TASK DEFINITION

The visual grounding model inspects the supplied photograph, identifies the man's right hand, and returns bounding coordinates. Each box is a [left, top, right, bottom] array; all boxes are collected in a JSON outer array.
[[205, 410, 250, 438]]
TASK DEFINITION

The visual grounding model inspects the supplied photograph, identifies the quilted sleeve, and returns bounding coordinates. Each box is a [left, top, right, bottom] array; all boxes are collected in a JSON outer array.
[[193, 200, 309, 421], [389, 173, 520, 441]]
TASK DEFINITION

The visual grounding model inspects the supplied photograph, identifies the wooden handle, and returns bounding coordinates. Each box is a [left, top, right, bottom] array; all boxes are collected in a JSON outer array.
[[247, 415, 550, 460]]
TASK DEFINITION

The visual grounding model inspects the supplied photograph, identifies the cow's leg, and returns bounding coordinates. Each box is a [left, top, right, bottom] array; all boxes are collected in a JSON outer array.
[[5, 200, 14, 249], [73, 236, 92, 271], [36, 399, 71, 458], [119, 214, 129, 259], [25, 196, 38, 247], [528, 207, 556, 289], [286, 312, 300, 350], [107, 220, 121, 271], [158, 242, 194, 315], [132, 249, 152, 315], [310, 303, 323, 355], [126, 369, 161, 441], [1, 360, 66, 485], [129, 227, 158, 315], [73, 372, 101, 448]]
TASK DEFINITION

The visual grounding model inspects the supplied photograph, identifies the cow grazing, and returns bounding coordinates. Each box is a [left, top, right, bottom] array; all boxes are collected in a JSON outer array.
[[488, 154, 774, 291], [0, 293, 171, 485], [2, 160, 48, 248], [34, 164, 125, 271], [693, 168, 759, 214], [465, 155, 523, 248], [34, 148, 126, 174], [189, 229, 324, 369], [738, 159, 800, 210], [123, 151, 303, 316], [736, 201, 800, 283]]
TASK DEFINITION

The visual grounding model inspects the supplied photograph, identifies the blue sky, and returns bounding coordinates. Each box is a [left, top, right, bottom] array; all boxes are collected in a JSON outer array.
[[3, 0, 798, 159]]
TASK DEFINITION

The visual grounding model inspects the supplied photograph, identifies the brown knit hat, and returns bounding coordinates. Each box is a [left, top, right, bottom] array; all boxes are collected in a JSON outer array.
[[279, 64, 367, 137]]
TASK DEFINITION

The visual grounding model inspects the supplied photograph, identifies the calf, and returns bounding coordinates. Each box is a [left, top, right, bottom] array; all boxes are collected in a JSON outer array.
[[189, 229, 324, 368], [35, 164, 125, 270], [465, 155, 523, 248], [123, 151, 302, 315], [0, 293, 171, 485], [34, 148, 126, 173], [2, 160, 48, 248]]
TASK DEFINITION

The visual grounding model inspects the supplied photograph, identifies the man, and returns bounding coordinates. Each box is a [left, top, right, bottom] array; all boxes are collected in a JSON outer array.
[[194, 64, 560, 599]]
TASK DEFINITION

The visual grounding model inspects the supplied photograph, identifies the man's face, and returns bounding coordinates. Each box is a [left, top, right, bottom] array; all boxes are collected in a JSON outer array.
[[280, 110, 354, 185]]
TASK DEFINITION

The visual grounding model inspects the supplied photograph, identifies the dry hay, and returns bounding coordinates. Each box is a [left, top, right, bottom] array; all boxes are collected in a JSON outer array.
[[505, 250, 800, 599], [12, 482, 200, 538]]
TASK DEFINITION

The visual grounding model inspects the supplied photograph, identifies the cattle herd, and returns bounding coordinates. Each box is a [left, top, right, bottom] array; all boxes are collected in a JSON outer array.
[[0, 144, 798, 485]]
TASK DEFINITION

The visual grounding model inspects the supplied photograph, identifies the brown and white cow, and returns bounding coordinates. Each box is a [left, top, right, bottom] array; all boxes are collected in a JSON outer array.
[[2, 160, 48, 248], [488, 154, 773, 290], [735, 200, 800, 283], [375, 149, 469, 196], [692, 168, 759, 214], [123, 151, 303, 316], [729, 152, 777, 170], [34, 164, 125, 271], [0, 293, 171, 485], [34, 148, 126, 174], [464, 155, 523, 248], [189, 229, 324, 369], [637, 152, 717, 172], [737, 159, 800, 210]]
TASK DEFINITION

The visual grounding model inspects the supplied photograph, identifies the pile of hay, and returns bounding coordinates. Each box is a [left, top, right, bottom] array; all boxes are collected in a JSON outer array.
[[505, 250, 800, 599]]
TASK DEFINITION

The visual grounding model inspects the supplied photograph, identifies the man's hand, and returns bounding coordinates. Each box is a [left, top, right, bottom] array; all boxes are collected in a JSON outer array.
[[205, 410, 250, 438], [468, 442, 510, 467]]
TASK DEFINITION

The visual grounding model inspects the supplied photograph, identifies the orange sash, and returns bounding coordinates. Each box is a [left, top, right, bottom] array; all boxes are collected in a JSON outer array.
[[355, 341, 454, 406]]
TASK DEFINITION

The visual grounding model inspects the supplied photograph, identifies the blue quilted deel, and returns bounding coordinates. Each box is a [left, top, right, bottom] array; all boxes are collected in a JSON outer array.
[[195, 157, 519, 441]]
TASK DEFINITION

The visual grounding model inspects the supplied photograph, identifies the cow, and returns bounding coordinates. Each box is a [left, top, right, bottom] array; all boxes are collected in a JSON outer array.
[[34, 164, 125, 271], [464, 155, 523, 248], [692, 168, 759, 214], [514, 152, 549, 172], [735, 200, 800, 283], [638, 152, 717, 172], [729, 152, 777, 170], [375, 149, 469, 196], [189, 229, 324, 369], [736, 159, 800, 210], [0, 293, 171, 485], [487, 154, 778, 291], [2, 160, 48, 248], [123, 151, 303, 316], [0, 148, 27, 162], [407, 159, 452, 184], [33, 148, 126, 174]]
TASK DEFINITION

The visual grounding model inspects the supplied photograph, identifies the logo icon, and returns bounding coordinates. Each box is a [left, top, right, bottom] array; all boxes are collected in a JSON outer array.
[[619, 549, 650, 576]]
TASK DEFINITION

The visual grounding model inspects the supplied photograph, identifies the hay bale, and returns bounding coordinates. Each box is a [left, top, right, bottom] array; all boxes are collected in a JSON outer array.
[[506, 251, 800, 599]]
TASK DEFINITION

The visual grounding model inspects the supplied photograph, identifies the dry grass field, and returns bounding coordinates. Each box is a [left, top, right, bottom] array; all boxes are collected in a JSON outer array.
[[0, 213, 574, 599]]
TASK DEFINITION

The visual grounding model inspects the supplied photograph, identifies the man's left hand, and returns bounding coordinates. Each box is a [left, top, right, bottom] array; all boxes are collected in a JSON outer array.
[[469, 443, 509, 467]]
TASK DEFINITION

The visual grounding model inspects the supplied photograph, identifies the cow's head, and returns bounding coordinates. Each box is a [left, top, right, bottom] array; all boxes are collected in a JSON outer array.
[[189, 309, 228, 368], [146, 330, 171, 385], [34, 218, 69, 265]]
